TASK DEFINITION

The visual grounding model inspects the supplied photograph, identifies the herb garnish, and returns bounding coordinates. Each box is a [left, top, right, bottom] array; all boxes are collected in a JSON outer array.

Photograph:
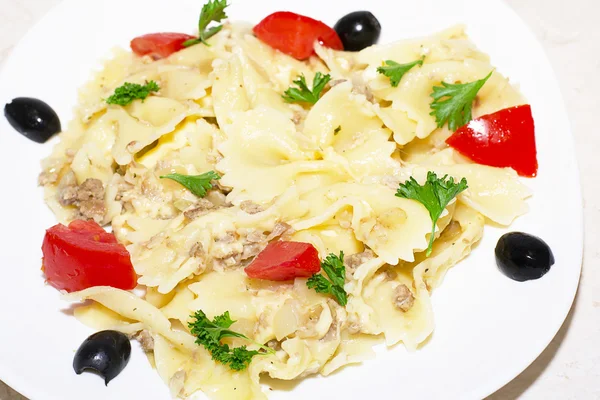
[[377, 57, 424, 87], [189, 310, 274, 371], [160, 171, 220, 197], [183, 0, 229, 47], [106, 81, 159, 106], [307, 252, 348, 306], [396, 171, 468, 256], [429, 71, 493, 131], [283, 72, 332, 105]]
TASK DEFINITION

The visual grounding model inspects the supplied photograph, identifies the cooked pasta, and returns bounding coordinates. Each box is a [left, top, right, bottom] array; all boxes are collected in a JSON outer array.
[[40, 22, 530, 400]]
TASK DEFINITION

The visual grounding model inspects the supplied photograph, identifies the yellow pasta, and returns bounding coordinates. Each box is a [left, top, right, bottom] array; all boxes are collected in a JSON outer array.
[[40, 22, 531, 400]]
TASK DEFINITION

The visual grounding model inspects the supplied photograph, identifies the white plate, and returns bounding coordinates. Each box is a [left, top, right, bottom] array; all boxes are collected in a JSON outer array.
[[0, 0, 582, 399]]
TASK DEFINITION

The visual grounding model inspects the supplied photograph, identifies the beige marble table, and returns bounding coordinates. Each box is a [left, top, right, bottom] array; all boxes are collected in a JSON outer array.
[[1, 0, 598, 399]]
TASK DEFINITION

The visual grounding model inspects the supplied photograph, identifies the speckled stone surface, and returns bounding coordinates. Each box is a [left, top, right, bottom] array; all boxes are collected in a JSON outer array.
[[0, 0, 598, 399]]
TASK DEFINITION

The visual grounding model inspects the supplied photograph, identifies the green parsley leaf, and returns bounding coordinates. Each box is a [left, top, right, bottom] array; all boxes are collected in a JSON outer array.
[[182, 38, 201, 47], [105, 81, 159, 106], [429, 71, 493, 131], [307, 252, 348, 306], [220, 346, 261, 371], [396, 171, 468, 256], [183, 0, 229, 47], [282, 72, 332, 105], [203, 312, 248, 342], [334, 126, 342, 135], [377, 57, 424, 87], [160, 171, 220, 197], [188, 310, 274, 371]]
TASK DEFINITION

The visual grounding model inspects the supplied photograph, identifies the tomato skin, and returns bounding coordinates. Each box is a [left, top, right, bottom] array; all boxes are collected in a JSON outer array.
[[253, 12, 344, 60], [67, 219, 118, 244], [130, 33, 197, 59], [42, 220, 137, 293], [245, 241, 321, 281], [446, 105, 538, 177]]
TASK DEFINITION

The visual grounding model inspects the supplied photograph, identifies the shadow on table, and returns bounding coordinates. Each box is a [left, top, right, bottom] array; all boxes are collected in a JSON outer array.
[[0, 381, 27, 400], [485, 290, 579, 400]]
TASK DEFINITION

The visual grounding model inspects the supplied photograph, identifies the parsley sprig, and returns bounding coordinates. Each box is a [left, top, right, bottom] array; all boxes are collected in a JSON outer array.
[[183, 0, 229, 47], [188, 310, 274, 371], [429, 71, 493, 131], [106, 81, 159, 106], [396, 172, 468, 256], [283, 72, 332, 105], [160, 171, 220, 197], [307, 252, 348, 306], [377, 57, 424, 87]]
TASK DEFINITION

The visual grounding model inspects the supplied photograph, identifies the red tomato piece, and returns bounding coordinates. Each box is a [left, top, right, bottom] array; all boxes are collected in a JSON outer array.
[[446, 105, 538, 177], [245, 241, 321, 281], [130, 33, 197, 59], [253, 12, 344, 60], [42, 220, 137, 293], [67, 219, 118, 244]]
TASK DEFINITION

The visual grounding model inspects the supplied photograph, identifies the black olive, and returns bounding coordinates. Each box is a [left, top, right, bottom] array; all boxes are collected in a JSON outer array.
[[334, 11, 381, 52], [495, 232, 555, 282], [73, 330, 131, 385], [4, 97, 61, 143]]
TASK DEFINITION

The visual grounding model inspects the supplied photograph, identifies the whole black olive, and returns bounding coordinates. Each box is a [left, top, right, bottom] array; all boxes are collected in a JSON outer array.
[[495, 232, 555, 282], [4, 97, 61, 143], [73, 330, 131, 385], [334, 11, 381, 52]]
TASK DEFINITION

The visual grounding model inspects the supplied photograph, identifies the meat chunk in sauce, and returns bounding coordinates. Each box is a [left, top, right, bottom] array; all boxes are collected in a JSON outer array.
[[266, 222, 293, 241], [344, 249, 375, 277], [79, 199, 106, 221], [133, 330, 154, 352], [58, 176, 106, 223], [76, 178, 105, 202], [392, 284, 415, 312], [189, 242, 205, 258], [240, 200, 264, 215], [184, 199, 215, 220]]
